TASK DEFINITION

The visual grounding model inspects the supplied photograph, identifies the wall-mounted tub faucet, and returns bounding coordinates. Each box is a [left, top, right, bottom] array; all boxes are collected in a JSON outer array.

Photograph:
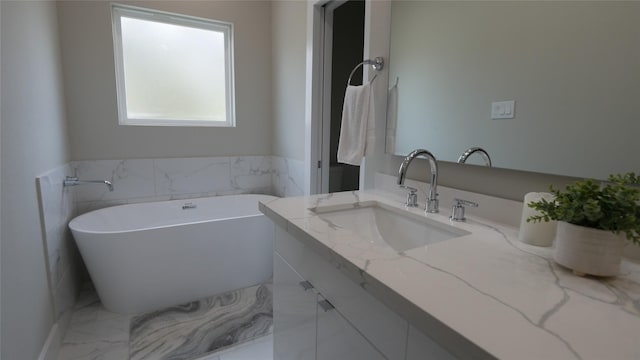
[[397, 149, 439, 213], [458, 147, 492, 167], [63, 176, 114, 192]]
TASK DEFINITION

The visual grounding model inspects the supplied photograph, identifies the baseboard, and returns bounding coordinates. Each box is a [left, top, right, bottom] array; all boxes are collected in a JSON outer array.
[[37, 317, 68, 360]]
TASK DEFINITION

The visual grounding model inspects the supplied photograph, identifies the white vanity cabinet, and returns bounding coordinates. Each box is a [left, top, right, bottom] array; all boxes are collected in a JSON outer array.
[[273, 224, 456, 360], [274, 251, 385, 360]]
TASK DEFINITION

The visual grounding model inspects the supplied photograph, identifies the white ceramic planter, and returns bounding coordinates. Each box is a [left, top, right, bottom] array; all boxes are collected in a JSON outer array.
[[553, 221, 627, 277]]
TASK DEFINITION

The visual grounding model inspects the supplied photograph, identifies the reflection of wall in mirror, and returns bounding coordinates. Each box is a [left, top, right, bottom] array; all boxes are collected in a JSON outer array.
[[387, 1, 640, 180]]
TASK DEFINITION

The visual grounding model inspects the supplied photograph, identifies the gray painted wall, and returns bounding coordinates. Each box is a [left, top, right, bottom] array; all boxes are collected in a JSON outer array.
[[57, 1, 273, 161], [271, 1, 306, 161], [1, 1, 70, 358]]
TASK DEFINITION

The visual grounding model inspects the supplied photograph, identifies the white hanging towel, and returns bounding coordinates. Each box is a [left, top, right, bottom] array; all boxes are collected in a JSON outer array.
[[337, 83, 375, 165]]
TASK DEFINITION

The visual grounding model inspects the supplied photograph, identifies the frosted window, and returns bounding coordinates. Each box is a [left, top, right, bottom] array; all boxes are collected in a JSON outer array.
[[112, 5, 235, 127]]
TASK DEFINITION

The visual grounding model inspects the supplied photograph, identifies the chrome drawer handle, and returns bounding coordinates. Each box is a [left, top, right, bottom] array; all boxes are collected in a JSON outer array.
[[299, 281, 314, 291], [318, 299, 335, 312]]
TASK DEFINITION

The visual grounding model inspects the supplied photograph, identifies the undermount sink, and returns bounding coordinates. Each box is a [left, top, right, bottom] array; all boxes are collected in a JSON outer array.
[[311, 201, 469, 252]]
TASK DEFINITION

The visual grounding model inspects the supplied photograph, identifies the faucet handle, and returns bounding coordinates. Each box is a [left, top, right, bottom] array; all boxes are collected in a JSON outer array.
[[400, 185, 419, 207], [450, 198, 479, 222]]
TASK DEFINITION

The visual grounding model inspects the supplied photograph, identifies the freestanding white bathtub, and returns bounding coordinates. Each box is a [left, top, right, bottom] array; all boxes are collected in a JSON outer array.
[[69, 194, 277, 314]]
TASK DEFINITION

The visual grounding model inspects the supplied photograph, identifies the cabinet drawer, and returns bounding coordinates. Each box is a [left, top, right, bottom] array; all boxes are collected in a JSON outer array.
[[275, 225, 407, 360], [316, 295, 386, 360], [273, 252, 317, 360]]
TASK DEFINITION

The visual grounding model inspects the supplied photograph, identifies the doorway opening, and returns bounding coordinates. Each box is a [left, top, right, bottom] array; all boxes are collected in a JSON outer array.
[[324, 0, 365, 193]]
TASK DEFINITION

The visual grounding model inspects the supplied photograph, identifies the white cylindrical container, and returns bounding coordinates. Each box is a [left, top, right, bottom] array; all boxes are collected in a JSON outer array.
[[519, 192, 557, 247]]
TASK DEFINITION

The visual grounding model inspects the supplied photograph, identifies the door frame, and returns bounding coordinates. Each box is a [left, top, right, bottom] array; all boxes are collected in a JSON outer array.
[[320, 0, 348, 194], [304, 0, 351, 195], [306, 0, 387, 194], [304, 0, 326, 195]]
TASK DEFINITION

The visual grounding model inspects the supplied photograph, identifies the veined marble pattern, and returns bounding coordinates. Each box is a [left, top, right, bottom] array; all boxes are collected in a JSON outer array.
[[261, 190, 640, 359], [36, 164, 81, 320], [57, 283, 273, 360], [231, 156, 273, 192], [154, 157, 233, 196], [271, 156, 304, 198], [130, 283, 273, 360], [71, 156, 303, 214], [72, 159, 156, 203]]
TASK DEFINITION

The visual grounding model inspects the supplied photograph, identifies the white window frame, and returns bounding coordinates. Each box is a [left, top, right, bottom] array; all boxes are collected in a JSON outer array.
[[111, 4, 236, 127]]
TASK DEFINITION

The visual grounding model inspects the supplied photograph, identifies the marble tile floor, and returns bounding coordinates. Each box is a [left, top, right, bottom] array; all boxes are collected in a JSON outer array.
[[57, 283, 273, 360]]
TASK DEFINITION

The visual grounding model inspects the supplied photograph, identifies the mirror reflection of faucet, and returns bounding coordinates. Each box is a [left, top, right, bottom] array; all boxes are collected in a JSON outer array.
[[397, 149, 439, 213], [458, 147, 492, 167]]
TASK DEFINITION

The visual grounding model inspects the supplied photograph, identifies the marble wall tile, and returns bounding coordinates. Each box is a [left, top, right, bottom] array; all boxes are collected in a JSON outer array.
[[46, 226, 71, 291], [75, 199, 131, 216], [287, 159, 305, 196], [72, 159, 156, 202], [71, 156, 304, 216], [36, 164, 80, 320], [53, 259, 84, 326], [38, 165, 74, 234], [272, 156, 304, 198], [154, 157, 232, 197], [230, 156, 272, 176], [230, 156, 273, 192]]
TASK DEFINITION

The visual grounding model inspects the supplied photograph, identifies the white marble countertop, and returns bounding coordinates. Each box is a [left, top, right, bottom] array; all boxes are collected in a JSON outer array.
[[259, 190, 640, 360]]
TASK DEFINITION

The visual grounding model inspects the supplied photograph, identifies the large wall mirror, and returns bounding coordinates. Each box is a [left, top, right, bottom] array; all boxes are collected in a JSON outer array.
[[386, 1, 639, 180]]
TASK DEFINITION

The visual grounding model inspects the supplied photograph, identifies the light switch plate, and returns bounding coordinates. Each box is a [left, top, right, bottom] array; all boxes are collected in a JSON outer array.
[[491, 100, 515, 119]]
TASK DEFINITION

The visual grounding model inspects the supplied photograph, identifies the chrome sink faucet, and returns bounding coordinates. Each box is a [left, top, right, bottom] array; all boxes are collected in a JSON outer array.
[[450, 198, 478, 222], [397, 149, 439, 213]]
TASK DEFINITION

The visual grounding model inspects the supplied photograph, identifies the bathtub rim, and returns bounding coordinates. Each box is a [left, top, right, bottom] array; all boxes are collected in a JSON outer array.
[[70, 194, 279, 235]]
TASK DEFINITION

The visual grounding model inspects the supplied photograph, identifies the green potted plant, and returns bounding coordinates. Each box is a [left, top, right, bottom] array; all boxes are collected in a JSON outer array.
[[527, 173, 640, 276]]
